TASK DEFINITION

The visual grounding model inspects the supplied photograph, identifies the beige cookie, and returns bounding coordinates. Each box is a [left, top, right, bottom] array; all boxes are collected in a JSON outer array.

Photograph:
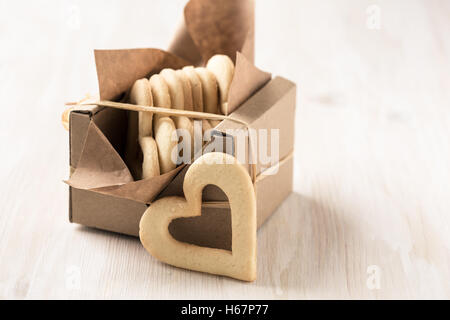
[[139, 152, 257, 281], [173, 116, 195, 161], [195, 67, 218, 114], [160, 68, 194, 159], [202, 120, 215, 147], [182, 66, 203, 113], [191, 120, 203, 158], [176, 69, 194, 111], [139, 136, 160, 179], [206, 55, 235, 115], [201, 119, 212, 133], [129, 78, 154, 137], [160, 68, 184, 110], [209, 120, 221, 128], [149, 74, 171, 107], [191, 119, 212, 151], [154, 116, 178, 174], [149, 74, 171, 126], [174, 69, 196, 160]]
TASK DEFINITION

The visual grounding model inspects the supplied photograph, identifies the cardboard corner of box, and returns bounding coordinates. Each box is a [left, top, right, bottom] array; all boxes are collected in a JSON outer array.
[[68, 76, 297, 248]]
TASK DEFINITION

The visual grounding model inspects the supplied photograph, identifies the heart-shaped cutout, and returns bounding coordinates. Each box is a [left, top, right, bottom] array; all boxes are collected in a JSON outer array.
[[139, 152, 257, 281]]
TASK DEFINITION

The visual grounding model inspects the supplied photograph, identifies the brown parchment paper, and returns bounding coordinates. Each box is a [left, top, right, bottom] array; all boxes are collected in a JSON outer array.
[[68, 121, 133, 189], [95, 48, 190, 101], [66, 121, 185, 204], [227, 52, 271, 115], [182, 0, 254, 64]]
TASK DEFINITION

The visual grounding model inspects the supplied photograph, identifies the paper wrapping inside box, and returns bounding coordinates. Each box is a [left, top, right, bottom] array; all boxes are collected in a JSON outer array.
[[168, 0, 254, 66]]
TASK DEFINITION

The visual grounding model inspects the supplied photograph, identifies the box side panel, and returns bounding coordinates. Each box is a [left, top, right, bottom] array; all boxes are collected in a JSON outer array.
[[250, 83, 296, 174], [256, 156, 294, 228], [71, 188, 147, 237], [214, 76, 296, 175], [70, 112, 91, 168], [217, 76, 296, 129]]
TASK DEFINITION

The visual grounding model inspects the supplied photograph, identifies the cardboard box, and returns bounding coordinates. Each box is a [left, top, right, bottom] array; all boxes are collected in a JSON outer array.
[[66, 0, 296, 250], [69, 75, 296, 250]]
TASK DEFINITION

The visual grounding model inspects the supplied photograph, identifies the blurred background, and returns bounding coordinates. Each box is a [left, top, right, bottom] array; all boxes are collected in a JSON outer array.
[[0, 0, 449, 299]]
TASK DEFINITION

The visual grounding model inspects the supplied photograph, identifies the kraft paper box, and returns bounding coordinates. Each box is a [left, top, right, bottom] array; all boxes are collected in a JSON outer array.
[[66, 0, 296, 250]]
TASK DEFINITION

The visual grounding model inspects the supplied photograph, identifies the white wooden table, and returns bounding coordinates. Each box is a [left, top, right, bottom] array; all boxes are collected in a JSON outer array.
[[1, 0, 449, 299]]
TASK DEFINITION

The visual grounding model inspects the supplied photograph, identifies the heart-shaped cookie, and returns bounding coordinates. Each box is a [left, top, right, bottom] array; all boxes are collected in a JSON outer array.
[[139, 152, 257, 281]]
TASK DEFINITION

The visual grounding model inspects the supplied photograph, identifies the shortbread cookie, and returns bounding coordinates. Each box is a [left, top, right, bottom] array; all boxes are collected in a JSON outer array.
[[206, 55, 234, 115], [139, 152, 257, 281], [195, 67, 219, 114], [192, 120, 204, 157], [149, 74, 171, 126], [174, 70, 196, 160], [160, 68, 184, 110], [209, 120, 221, 128], [201, 119, 212, 133], [173, 116, 195, 161], [176, 69, 194, 111], [139, 136, 160, 179], [129, 78, 154, 137], [161, 68, 194, 159], [149, 74, 171, 107], [182, 66, 203, 113], [202, 120, 214, 146], [154, 116, 178, 174]]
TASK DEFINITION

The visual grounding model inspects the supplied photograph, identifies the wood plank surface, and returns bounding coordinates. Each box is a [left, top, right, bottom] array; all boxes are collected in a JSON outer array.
[[0, 0, 449, 299]]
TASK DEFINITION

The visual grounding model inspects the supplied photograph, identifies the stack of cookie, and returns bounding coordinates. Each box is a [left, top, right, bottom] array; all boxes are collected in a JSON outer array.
[[128, 54, 235, 180]]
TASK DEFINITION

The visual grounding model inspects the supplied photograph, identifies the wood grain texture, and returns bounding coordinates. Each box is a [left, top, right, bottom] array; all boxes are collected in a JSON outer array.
[[0, 0, 449, 299]]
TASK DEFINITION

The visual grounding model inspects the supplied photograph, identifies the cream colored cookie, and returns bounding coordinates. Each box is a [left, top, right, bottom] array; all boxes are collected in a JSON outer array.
[[176, 69, 194, 111], [160, 68, 194, 160], [201, 119, 212, 133], [154, 116, 178, 174], [173, 116, 195, 161], [160, 68, 184, 110], [139, 136, 160, 179], [149, 74, 171, 107], [182, 66, 203, 113], [206, 55, 235, 115], [195, 67, 218, 114], [149, 74, 171, 126], [139, 152, 257, 281], [174, 69, 195, 160], [191, 120, 202, 158], [129, 78, 154, 137], [209, 120, 221, 128]]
